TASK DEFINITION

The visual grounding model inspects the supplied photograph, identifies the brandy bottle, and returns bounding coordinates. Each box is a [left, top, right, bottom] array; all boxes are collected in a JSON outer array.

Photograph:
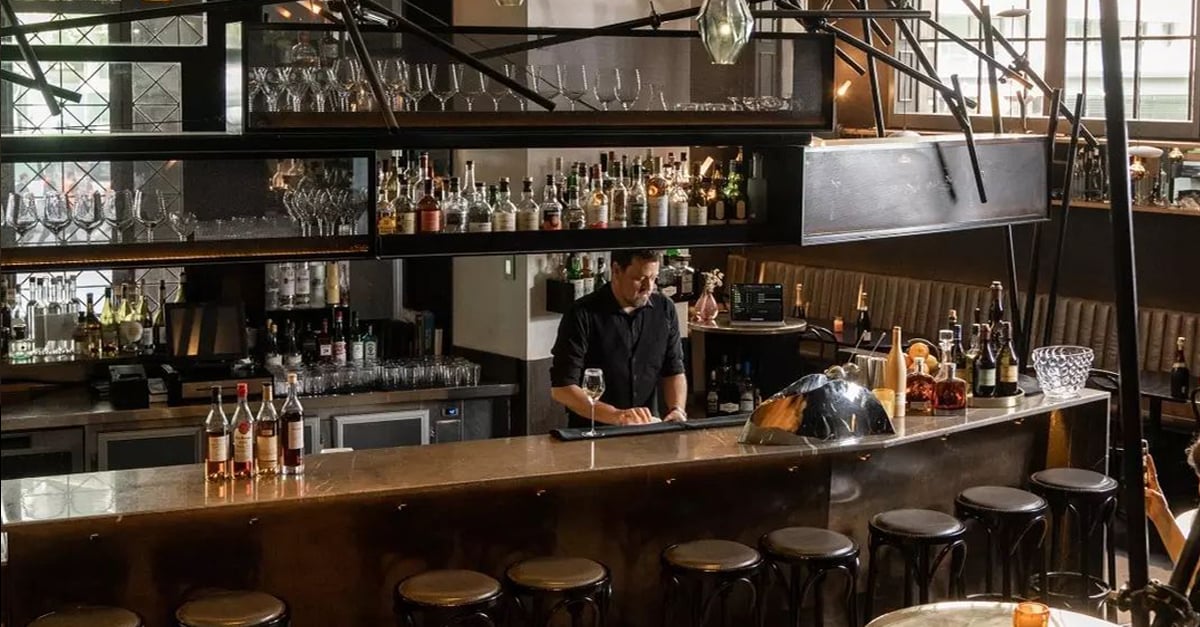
[[255, 383, 280, 476], [203, 386, 230, 481], [934, 363, 969, 415], [906, 357, 936, 414], [230, 382, 256, 479], [280, 371, 305, 475]]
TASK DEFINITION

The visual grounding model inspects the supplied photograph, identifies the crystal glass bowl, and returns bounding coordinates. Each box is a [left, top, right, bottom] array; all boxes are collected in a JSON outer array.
[[1031, 345, 1095, 398]]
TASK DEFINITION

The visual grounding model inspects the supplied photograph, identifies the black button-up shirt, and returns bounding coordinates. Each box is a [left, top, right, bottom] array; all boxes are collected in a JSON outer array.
[[550, 285, 685, 428]]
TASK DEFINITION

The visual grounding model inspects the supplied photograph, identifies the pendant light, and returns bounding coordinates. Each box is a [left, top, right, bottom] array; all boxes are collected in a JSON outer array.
[[495, 0, 525, 6], [697, 0, 754, 65]]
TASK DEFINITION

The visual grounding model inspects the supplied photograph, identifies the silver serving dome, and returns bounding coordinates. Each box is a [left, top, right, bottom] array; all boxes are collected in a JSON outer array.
[[739, 373, 894, 445]]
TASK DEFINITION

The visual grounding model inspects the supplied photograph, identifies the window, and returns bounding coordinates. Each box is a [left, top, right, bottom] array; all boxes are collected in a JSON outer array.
[[888, 0, 1199, 136]]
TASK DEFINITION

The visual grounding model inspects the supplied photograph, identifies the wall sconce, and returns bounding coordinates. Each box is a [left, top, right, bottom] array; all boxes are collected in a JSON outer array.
[[495, 0, 525, 6], [836, 79, 852, 99], [697, 0, 754, 65]]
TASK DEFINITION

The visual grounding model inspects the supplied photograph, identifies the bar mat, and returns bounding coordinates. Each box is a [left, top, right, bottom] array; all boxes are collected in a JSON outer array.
[[550, 415, 747, 441]]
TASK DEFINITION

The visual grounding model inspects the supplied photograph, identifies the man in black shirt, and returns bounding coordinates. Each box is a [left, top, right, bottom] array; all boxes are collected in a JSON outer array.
[[550, 249, 688, 427]]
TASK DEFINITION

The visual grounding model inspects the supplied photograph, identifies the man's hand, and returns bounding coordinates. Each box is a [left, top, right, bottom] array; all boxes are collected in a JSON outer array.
[[602, 406, 656, 425], [664, 407, 687, 423]]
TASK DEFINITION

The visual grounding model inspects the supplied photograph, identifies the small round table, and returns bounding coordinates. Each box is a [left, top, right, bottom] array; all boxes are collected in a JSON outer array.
[[866, 601, 1120, 627], [688, 314, 810, 396]]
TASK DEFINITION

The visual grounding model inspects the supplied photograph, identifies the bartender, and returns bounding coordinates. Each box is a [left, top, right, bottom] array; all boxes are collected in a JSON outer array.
[[551, 249, 688, 427]]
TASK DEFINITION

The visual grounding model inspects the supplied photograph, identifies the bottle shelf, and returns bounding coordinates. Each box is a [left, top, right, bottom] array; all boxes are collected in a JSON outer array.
[[0, 236, 372, 273]]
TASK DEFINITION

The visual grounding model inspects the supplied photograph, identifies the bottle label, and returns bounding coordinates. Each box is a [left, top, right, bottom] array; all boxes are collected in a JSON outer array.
[[669, 201, 688, 226], [256, 435, 278, 463], [141, 327, 154, 347], [739, 397, 755, 412], [233, 428, 253, 463], [351, 341, 364, 362], [468, 221, 493, 233], [1001, 365, 1019, 383], [629, 202, 648, 227], [492, 212, 516, 232], [735, 200, 747, 220], [689, 204, 708, 226], [377, 215, 396, 236], [320, 343, 332, 358], [609, 218, 627, 229], [280, 270, 295, 298], [661, 285, 678, 298], [517, 212, 540, 231], [714, 200, 727, 221], [333, 340, 347, 364], [707, 393, 719, 414], [572, 280, 587, 301], [542, 209, 562, 230], [157, 326, 168, 346], [567, 214, 587, 230], [582, 277, 595, 294], [977, 368, 997, 386], [285, 353, 303, 368], [364, 341, 377, 362], [287, 420, 304, 451], [398, 212, 417, 235], [444, 213, 465, 233], [586, 207, 608, 229], [420, 211, 442, 233], [650, 197, 669, 227], [860, 330, 872, 343], [719, 401, 740, 414], [207, 434, 229, 462], [266, 354, 283, 368], [295, 267, 311, 295]]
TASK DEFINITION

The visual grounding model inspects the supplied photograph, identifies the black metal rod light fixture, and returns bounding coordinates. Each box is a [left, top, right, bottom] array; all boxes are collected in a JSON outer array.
[[1, 0, 63, 114], [1041, 93, 1086, 351], [1019, 86, 1062, 369]]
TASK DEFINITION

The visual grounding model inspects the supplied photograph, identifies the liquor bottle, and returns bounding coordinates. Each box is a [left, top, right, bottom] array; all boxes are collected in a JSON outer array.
[[1170, 337, 1191, 399], [299, 322, 317, 364], [280, 372, 305, 475], [408, 153, 427, 203], [279, 262, 296, 310], [540, 174, 563, 230], [295, 261, 311, 308], [963, 323, 981, 393], [332, 311, 348, 365], [377, 160, 396, 235], [462, 160, 478, 204], [324, 261, 340, 308], [464, 181, 492, 232], [708, 165, 728, 225], [308, 262, 326, 309], [565, 189, 586, 230], [517, 177, 540, 231], [317, 318, 333, 363], [139, 281, 154, 353], [668, 161, 689, 226], [628, 163, 649, 228], [8, 286, 29, 361], [707, 371, 720, 415], [350, 312, 365, 363], [719, 356, 742, 415], [689, 166, 709, 226], [81, 293, 101, 358], [596, 255, 609, 287], [204, 386, 230, 481], [855, 292, 873, 344], [647, 157, 670, 227], [363, 323, 378, 364], [552, 157, 567, 205], [263, 322, 282, 368], [973, 324, 998, 397], [441, 176, 466, 234], [418, 179, 442, 234], [610, 162, 629, 228], [906, 357, 936, 413], [230, 382, 256, 479], [792, 283, 806, 319], [255, 383, 280, 476], [586, 166, 609, 229], [581, 255, 595, 294], [285, 321, 303, 369], [26, 278, 45, 355], [99, 286, 118, 356], [884, 327, 908, 417], [987, 281, 1005, 333], [493, 178, 518, 232], [71, 311, 88, 358], [996, 321, 1020, 396], [951, 323, 967, 377], [739, 361, 756, 412], [725, 159, 748, 223], [153, 280, 168, 349], [395, 180, 417, 235], [947, 308, 959, 329], [0, 282, 10, 359], [933, 363, 968, 415]]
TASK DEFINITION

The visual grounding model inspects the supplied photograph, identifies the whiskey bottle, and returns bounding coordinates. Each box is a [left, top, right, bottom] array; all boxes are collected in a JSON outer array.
[[395, 180, 417, 235], [349, 312, 364, 363], [362, 324, 378, 364], [610, 162, 629, 228], [581, 255, 595, 294], [231, 382, 256, 479], [280, 372, 305, 475], [84, 292, 102, 358], [377, 160, 396, 235], [689, 167, 709, 226], [586, 166, 609, 229], [906, 357, 936, 414], [540, 175, 563, 231], [884, 326, 907, 417], [468, 181, 493, 232], [462, 160, 478, 204], [973, 324, 998, 397], [706, 371, 720, 415], [647, 157, 669, 227], [1170, 337, 1191, 399], [417, 179, 442, 234], [628, 163, 649, 228], [996, 321, 1020, 397], [493, 178, 518, 232], [443, 177, 467, 234], [668, 161, 689, 226], [565, 189, 587, 230], [332, 310, 348, 365], [255, 383, 280, 477], [516, 177, 541, 231], [204, 386, 231, 481]]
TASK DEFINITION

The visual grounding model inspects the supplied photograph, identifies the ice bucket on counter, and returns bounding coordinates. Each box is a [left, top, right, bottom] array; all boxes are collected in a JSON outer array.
[[739, 373, 894, 445]]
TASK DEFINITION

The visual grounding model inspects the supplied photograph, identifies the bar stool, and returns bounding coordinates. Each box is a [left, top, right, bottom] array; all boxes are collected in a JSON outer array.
[[661, 539, 763, 627], [28, 606, 142, 627], [175, 590, 288, 627], [1029, 468, 1119, 617], [759, 527, 859, 627], [394, 569, 504, 627], [863, 509, 967, 621], [955, 486, 1050, 600], [505, 556, 610, 626]]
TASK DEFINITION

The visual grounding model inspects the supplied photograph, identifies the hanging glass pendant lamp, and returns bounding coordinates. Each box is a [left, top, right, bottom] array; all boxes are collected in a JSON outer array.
[[696, 0, 755, 65]]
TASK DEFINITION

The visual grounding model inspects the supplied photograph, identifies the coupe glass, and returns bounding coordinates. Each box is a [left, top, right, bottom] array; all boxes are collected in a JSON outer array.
[[560, 64, 589, 111], [70, 192, 104, 243], [1031, 345, 1095, 399], [615, 68, 642, 111], [581, 367, 605, 438], [40, 193, 72, 244], [592, 67, 619, 111]]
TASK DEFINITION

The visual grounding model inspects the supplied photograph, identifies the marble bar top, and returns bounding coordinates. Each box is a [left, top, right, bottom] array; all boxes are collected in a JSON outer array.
[[0, 384, 519, 432], [0, 389, 1108, 530]]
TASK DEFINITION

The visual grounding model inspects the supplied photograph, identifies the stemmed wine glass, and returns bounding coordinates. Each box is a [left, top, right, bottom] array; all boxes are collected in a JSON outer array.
[[487, 65, 517, 111], [615, 68, 642, 111], [592, 67, 619, 111], [135, 190, 166, 241], [560, 64, 589, 111], [460, 69, 489, 112], [407, 63, 430, 111], [5, 192, 39, 245], [332, 57, 362, 112], [70, 191, 104, 243], [582, 367, 605, 438], [528, 64, 560, 110], [428, 63, 462, 111], [40, 193, 72, 244]]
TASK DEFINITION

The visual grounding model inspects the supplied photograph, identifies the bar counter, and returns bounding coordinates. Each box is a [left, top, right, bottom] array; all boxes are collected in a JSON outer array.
[[1, 390, 1109, 627]]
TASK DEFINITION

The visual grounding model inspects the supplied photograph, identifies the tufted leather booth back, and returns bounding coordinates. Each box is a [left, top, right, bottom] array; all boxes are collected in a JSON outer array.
[[726, 254, 1200, 373]]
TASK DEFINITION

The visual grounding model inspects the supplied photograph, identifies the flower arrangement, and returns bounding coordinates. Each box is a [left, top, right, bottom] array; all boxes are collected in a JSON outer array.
[[699, 268, 724, 294]]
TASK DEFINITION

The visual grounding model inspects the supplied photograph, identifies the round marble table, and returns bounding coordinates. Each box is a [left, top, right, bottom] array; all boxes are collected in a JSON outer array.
[[687, 314, 811, 394], [866, 601, 1120, 627]]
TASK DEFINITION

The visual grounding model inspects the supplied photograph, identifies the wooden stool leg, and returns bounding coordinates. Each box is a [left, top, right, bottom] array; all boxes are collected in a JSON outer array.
[[912, 545, 927, 606], [864, 542, 881, 621]]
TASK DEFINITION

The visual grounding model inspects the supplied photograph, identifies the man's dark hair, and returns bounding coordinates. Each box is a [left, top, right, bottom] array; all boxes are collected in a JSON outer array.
[[611, 249, 660, 269]]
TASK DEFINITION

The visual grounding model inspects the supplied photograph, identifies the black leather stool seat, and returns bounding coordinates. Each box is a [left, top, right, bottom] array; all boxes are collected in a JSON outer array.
[[29, 607, 142, 627], [1031, 468, 1118, 493], [663, 540, 762, 573], [175, 591, 287, 627], [762, 527, 857, 560], [506, 557, 607, 591], [958, 487, 1048, 513], [871, 509, 965, 539], [396, 570, 503, 607]]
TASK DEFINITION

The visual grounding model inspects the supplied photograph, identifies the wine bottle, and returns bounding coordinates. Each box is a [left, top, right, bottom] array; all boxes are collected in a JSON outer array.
[[280, 372, 305, 475], [706, 371, 720, 415], [204, 386, 230, 482], [884, 326, 907, 417], [855, 292, 873, 345], [1170, 336, 1191, 399], [996, 321, 1020, 397], [973, 324, 998, 397], [792, 283, 807, 319]]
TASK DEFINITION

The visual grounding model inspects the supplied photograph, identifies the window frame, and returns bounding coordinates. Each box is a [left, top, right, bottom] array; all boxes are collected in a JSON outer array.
[[884, 0, 1200, 140]]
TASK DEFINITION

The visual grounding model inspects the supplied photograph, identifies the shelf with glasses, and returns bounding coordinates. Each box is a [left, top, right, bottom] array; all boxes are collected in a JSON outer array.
[[1051, 199, 1200, 218]]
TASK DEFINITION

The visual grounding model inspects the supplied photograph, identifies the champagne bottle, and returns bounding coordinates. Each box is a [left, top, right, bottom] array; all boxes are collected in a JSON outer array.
[[996, 321, 1020, 397], [973, 324, 998, 397], [1170, 337, 1191, 399]]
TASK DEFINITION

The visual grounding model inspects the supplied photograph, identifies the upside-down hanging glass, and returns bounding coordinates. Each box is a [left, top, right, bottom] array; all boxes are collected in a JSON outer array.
[[696, 0, 754, 65]]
